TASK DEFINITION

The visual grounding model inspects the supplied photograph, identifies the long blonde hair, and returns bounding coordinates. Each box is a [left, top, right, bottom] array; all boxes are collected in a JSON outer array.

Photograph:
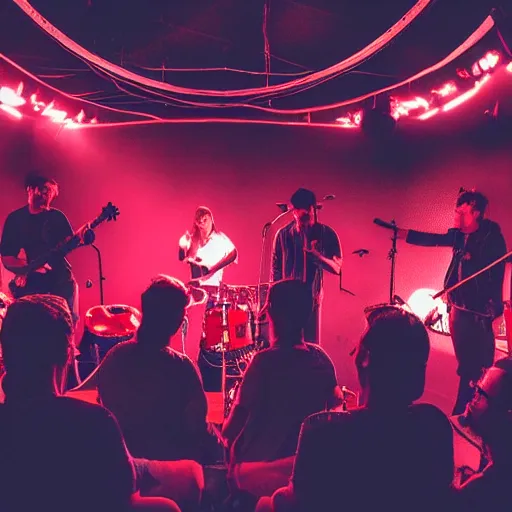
[[188, 206, 218, 258]]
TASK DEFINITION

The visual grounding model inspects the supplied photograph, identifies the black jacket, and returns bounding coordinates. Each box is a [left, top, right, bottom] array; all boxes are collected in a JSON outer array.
[[406, 220, 507, 318]]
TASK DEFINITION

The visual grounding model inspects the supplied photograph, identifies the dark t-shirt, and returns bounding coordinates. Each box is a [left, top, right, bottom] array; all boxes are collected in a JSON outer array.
[[0, 395, 135, 512], [97, 341, 210, 462], [271, 222, 341, 302], [0, 206, 74, 284], [229, 342, 339, 463], [291, 404, 455, 511]]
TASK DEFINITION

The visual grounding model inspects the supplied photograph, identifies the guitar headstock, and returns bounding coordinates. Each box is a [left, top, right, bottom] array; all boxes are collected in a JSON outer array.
[[90, 202, 120, 229], [100, 202, 120, 222]]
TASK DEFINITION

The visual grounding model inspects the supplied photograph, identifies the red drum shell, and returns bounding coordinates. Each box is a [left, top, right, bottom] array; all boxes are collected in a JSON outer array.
[[203, 306, 252, 351]]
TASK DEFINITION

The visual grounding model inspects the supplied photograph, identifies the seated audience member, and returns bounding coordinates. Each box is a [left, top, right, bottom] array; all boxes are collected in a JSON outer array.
[[0, 294, 179, 512], [258, 305, 455, 512], [97, 275, 215, 463], [456, 357, 512, 510], [222, 279, 343, 465]]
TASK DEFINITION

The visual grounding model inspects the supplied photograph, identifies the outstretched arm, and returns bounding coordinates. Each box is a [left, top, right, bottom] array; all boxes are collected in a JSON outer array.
[[401, 228, 457, 247]]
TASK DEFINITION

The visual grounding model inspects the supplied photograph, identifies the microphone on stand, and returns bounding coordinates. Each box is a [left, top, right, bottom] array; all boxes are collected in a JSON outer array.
[[276, 203, 288, 213], [373, 218, 397, 230], [352, 249, 369, 257]]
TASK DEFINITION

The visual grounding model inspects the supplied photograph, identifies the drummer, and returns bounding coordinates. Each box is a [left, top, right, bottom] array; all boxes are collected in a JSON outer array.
[[178, 206, 238, 309]]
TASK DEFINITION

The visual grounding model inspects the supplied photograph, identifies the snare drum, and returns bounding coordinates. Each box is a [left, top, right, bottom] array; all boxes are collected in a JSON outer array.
[[203, 305, 252, 351]]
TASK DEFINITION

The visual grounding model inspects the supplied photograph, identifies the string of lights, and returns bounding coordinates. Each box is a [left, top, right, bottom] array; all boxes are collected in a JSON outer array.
[[1, 48, 509, 132]]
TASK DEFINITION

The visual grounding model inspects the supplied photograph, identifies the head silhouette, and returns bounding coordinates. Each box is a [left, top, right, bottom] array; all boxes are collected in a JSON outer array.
[[137, 275, 190, 348], [0, 294, 74, 398], [266, 279, 313, 344], [356, 305, 430, 407], [463, 357, 512, 461]]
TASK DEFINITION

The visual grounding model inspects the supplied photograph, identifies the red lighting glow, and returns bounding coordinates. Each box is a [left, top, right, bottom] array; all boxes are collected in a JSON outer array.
[[442, 74, 490, 112], [391, 96, 430, 120], [471, 50, 500, 76], [431, 82, 457, 97], [0, 84, 25, 107], [0, 85, 94, 128], [340, 47, 499, 126], [0, 104, 22, 119], [41, 102, 68, 123], [335, 111, 362, 128]]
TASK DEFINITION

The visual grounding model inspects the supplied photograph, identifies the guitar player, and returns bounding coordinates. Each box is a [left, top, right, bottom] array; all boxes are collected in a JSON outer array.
[[0, 174, 82, 325]]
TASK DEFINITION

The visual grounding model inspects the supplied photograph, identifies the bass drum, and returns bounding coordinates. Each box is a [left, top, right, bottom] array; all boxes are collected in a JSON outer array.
[[202, 305, 253, 351]]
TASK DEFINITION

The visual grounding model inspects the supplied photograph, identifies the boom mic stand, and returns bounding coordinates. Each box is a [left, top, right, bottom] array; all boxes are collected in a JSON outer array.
[[373, 218, 406, 305], [256, 207, 293, 343]]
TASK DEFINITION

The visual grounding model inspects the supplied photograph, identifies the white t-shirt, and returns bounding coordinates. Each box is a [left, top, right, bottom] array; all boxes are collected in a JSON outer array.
[[182, 232, 236, 286]]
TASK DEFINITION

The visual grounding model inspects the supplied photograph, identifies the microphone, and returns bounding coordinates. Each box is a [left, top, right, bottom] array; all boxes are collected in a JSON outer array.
[[373, 218, 397, 230], [322, 194, 336, 201], [276, 203, 288, 213], [352, 249, 369, 257]]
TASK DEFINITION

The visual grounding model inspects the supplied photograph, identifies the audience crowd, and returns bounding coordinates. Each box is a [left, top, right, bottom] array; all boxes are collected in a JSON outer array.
[[0, 276, 509, 511]]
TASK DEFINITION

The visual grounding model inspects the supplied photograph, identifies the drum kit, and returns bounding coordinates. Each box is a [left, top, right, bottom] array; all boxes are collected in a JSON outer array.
[[193, 282, 270, 416]]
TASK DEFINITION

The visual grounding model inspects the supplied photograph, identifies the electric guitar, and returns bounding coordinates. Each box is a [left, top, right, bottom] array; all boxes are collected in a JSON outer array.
[[8, 202, 119, 298]]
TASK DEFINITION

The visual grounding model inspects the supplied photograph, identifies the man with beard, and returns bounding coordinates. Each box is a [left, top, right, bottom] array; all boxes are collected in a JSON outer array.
[[271, 188, 342, 344], [0, 174, 80, 325]]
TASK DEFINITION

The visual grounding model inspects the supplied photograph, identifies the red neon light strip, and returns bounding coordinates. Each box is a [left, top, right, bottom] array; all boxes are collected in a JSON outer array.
[[417, 108, 439, 120], [442, 74, 490, 111], [61, 117, 360, 131], [0, 52, 162, 120], [13, 0, 433, 98], [0, 103, 22, 118]]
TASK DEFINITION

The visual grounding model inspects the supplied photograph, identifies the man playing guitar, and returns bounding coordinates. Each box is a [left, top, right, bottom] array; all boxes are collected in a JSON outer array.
[[0, 174, 84, 325]]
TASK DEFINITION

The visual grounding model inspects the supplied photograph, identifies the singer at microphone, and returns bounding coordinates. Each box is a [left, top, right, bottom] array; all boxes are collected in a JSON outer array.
[[270, 188, 343, 345]]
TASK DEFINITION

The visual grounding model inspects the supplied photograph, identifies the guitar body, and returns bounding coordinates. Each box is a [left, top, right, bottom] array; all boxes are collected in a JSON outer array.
[[9, 272, 58, 299]]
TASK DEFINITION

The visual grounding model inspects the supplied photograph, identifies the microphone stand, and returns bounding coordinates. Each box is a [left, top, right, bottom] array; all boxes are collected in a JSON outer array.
[[388, 220, 398, 304], [87, 244, 106, 370], [256, 209, 293, 342], [91, 244, 106, 306]]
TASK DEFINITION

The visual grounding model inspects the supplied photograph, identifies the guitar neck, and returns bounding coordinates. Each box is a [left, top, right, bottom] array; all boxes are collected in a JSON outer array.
[[25, 213, 107, 273], [24, 235, 79, 273]]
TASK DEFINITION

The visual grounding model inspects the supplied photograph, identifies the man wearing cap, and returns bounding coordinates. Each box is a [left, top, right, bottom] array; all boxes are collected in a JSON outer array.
[[271, 188, 342, 344]]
